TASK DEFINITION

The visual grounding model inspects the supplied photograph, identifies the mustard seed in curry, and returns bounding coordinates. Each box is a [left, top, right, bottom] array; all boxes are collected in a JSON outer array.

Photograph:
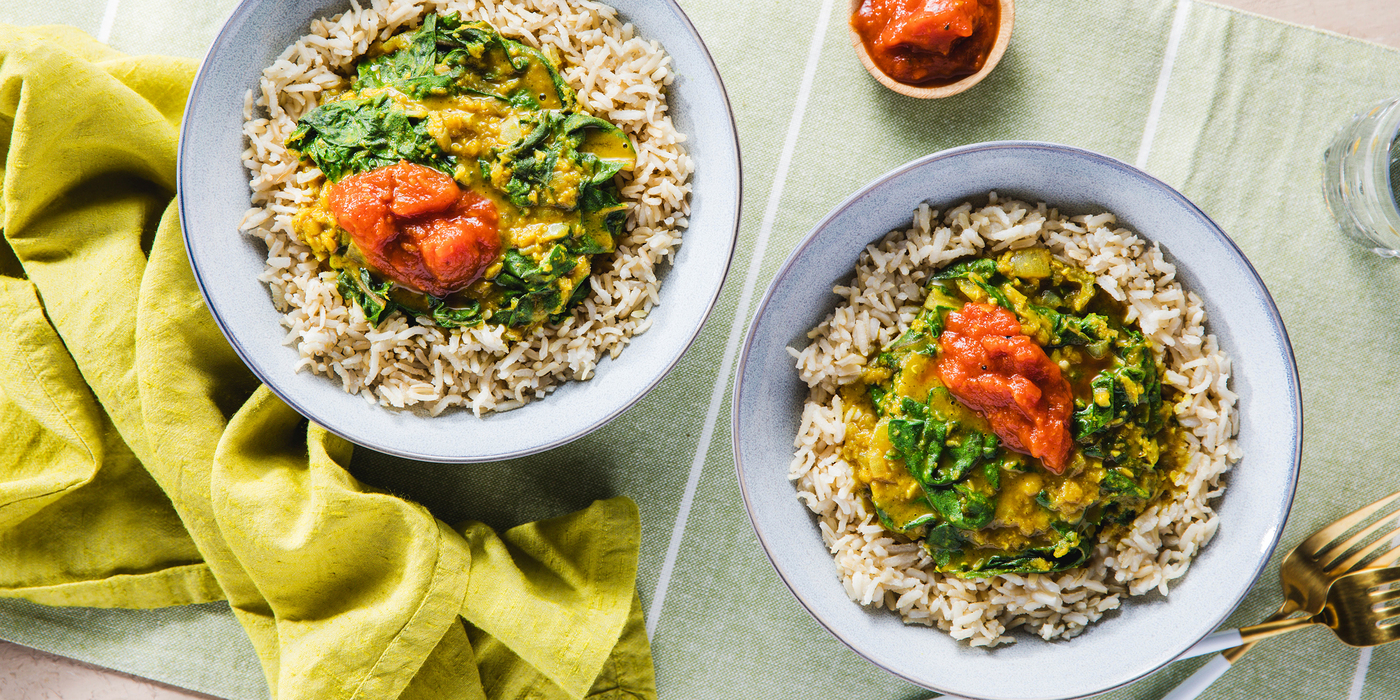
[[842, 248, 1188, 577]]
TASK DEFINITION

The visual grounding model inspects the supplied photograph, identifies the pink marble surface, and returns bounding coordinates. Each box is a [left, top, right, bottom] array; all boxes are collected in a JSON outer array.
[[0, 641, 219, 700], [1215, 0, 1400, 48]]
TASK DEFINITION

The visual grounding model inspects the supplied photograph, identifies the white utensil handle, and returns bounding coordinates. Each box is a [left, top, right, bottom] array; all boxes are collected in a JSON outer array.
[[1161, 654, 1233, 700], [1177, 629, 1244, 660]]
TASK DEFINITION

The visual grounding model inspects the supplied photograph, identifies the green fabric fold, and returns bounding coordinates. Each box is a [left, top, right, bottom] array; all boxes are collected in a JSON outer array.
[[0, 23, 654, 700], [459, 497, 640, 699]]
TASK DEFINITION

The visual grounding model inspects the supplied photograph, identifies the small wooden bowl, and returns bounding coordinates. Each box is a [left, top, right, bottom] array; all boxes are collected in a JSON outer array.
[[848, 0, 1015, 99]]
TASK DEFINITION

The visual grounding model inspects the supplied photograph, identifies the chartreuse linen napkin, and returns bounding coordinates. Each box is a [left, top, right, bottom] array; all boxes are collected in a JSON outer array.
[[0, 24, 653, 700]]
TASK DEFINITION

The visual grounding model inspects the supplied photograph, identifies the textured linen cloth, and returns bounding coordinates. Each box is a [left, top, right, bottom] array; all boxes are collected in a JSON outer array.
[[0, 24, 654, 700], [3, 1, 1400, 700]]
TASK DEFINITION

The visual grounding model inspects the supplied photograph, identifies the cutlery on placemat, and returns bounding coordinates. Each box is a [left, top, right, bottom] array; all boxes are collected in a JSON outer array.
[[1164, 567, 1400, 700], [1161, 491, 1400, 699]]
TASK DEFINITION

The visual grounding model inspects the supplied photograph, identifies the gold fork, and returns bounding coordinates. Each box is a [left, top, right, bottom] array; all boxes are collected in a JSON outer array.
[[1162, 491, 1400, 699], [1224, 567, 1400, 647]]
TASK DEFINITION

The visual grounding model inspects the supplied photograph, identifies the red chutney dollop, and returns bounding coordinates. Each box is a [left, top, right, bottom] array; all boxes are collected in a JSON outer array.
[[328, 161, 501, 298], [935, 302, 1074, 474], [852, 0, 999, 87]]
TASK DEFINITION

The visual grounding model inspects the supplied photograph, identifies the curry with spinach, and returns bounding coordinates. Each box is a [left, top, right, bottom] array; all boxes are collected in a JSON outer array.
[[285, 13, 635, 334], [842, 248, 1188, 577]]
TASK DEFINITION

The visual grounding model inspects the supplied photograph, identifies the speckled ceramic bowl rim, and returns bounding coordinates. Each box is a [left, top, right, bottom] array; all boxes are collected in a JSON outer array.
[[177, 0, 742, 462], [732, 141, 1301, 699]]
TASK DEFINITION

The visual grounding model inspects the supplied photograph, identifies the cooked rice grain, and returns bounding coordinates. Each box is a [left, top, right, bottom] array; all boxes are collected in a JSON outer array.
[[240, 0, 692, 415], [788, 194, 1241, 647]]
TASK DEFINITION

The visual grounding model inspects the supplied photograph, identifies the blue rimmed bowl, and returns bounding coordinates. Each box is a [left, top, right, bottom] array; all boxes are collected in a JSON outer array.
[[732, 142, 1300, 700], [178, 0, 740, 462]]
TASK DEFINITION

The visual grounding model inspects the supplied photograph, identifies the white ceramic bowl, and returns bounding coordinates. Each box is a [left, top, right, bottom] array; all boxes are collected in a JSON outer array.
[[732, 142, 1300, 700], [178, 0, 740, 462]]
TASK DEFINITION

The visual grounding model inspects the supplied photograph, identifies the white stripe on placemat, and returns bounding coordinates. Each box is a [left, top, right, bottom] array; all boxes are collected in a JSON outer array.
[[96, 0, 121, 43], [1349, 647, 1372, 700], [1135, 0, 1192, 170], [644, 0, 837, 639]]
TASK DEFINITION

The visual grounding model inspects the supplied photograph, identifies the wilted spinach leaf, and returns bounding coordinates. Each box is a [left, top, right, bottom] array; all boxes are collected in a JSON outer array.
[[487, 111, 631, 228], [492, 245, 583, 327], [1072, 332, 1162, 441], [932, 257, 997, 281], [1034, 305, 1117, 357], [932, 257, 1012, 309], [924, 522, 966, 568], [337, 268, 399, 326], [353, 14, 458, 98], [352, 13, 570, 105], [960, 525, 1093, 577], [1100, 469, 1152, 500], [939, 431, 998, 485], [868, 384, 888, 416], [429, 298, 484, 329], [286, 93, 453, 182], [926, 485, 994, 531]]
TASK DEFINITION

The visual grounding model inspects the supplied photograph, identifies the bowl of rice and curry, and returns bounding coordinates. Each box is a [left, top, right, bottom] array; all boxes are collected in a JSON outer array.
[[178, 0, 740, 461], [734, 143, 1300, 699]]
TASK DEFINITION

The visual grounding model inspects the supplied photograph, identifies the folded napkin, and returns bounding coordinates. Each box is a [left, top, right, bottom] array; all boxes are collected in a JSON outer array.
[[0, 24, 654, 700]]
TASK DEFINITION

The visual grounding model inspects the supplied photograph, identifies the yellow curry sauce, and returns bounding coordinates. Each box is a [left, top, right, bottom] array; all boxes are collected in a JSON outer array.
[[842, 248, 1190, 577], [285, 13, 636, 334]]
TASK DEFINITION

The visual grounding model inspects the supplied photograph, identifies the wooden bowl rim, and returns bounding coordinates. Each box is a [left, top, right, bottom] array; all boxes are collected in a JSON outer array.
[[847, 0, 1016, 99]]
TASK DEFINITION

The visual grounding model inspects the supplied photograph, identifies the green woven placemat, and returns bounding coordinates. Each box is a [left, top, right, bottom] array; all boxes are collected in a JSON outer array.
[[2, 0, 1399, 698]]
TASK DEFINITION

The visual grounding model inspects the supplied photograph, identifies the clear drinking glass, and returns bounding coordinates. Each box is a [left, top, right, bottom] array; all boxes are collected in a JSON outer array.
[[1322, 97, 1400, 257]]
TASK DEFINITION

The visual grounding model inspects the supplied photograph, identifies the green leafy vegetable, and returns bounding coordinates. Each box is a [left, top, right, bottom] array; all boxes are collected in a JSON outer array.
[[353, 14, 459, 98], [868, 385, 888, 416], [1073, 372, 1119, 439], [892, 418, 949, 487], [924, 522, 966, 568], [337, 268, 399, 326], [925, 484, 994, 531], [920, 285, 962, 336], [1072, 331, 1162, 441], [1100, 469, 1152, 500], [492, 245, 581, 327], [932, 258, 998, 281], [950, 523, 1093, 578], [887, 396, 1002, 491], [352, 13, 572, 107], [933, 257, 1013, 309], [1033, 305, 1118, 357], [886, 326, 927, 354], [983, 459, 1000, 491], [900, 396, 929, 420], [487, 111, 631, 239], [286, 93, 453, 182], [549, 275, 592, 324], [942, 432, 998, 484], [429, 298, 484, 329]]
